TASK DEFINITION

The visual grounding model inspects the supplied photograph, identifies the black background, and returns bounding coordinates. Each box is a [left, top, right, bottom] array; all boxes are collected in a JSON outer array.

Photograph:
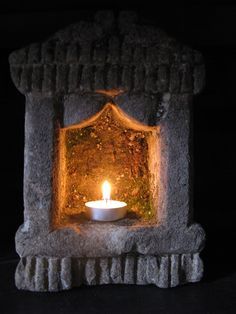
[[0, 2, 236, 313]]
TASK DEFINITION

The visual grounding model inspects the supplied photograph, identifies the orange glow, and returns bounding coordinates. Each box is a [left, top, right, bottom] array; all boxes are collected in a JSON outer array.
[[55, 103, 160, 226], [102, 181, 111, 201]]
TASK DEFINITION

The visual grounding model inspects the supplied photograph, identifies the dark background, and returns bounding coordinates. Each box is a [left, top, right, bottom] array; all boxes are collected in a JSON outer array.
[[0, 2, 235, 313]]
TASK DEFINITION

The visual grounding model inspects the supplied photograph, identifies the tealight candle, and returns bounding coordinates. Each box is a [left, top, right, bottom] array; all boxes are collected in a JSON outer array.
[[85, 181, 127, 221]]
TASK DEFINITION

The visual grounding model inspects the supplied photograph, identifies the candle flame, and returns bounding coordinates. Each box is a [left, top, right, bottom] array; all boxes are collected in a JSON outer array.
[[102, 180, 111, 201]]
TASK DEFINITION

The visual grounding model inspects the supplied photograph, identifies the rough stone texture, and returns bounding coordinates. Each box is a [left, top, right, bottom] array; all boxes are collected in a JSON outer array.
[[9, 12, 205, 97], [9, 11, 206, 291], [62, 104, 154, 220], [15, 221, 205, 258], [15, 253, 203, 291]]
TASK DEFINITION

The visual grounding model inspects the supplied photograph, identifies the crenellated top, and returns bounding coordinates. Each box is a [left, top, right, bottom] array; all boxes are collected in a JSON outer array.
[[9, 11, 205, 96]]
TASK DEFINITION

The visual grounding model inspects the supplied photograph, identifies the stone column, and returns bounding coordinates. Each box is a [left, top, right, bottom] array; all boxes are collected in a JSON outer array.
[[23, 94, 57, 234], [158, 94, 192, 229]]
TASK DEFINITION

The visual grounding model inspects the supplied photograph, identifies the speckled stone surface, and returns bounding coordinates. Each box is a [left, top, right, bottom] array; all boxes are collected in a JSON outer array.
[[15, 253, 203, 291], [10, 11, 205, 291]]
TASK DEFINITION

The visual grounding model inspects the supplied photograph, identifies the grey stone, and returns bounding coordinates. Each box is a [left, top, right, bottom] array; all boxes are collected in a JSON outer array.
[[61, 257, 72, 290], [110, 257, 123, 284], [48, 258, 60, 291], [99, 258, 110, 285], [124, 255, 135, 284], [15, 254, 203, 291], [84, 258, 96, 285], [9, 12, 205, 96], [137, 256, 148, 284], [10, 11, 205, 291]]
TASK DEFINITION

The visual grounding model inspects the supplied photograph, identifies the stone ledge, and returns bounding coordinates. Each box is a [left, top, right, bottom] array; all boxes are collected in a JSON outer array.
[[10, 63, 204, 96], [15, 253, 203, 291], [9, 11, 205, 96]]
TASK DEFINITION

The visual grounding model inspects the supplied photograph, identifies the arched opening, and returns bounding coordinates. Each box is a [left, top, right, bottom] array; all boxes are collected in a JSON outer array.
[[55, 102, 160, 226]]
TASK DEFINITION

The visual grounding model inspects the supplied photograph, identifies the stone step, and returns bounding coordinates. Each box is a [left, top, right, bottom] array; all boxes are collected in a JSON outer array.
[[15, 253, 203, 292]]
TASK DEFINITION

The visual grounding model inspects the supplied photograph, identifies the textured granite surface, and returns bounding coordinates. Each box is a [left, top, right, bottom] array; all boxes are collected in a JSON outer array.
[[15, 253, 203, 291], [9, 11, 205, 291], [9, 11, 205, 96]]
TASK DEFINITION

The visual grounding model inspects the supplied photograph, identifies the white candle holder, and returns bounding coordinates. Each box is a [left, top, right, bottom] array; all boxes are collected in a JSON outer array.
[[85, 200, 127, 221]]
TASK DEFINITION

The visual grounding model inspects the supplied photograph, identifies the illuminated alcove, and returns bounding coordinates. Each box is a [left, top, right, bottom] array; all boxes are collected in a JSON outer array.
[[55, 103, 160, 226], [10, 11, 206, 291]]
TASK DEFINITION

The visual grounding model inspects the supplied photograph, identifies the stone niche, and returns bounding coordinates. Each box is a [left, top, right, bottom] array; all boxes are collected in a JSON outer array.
[[57, 102, 159, 226], [9, 11, 206, 291]]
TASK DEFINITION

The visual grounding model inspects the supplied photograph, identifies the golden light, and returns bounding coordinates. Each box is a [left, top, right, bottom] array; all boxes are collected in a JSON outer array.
[[102, 180, 111, 201], [85, 180, 127, 221]]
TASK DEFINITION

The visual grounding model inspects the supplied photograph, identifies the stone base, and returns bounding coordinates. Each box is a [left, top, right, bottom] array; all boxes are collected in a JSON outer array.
[[15, 253, 203, 291]]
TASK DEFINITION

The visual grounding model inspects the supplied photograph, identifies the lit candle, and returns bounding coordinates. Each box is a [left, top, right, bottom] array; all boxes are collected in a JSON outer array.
[[102, 180, 111, 202], [85, 181, 127, 221]]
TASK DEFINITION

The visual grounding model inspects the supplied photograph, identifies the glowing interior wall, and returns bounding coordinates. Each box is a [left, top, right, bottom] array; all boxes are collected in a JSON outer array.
[[56, 103, 159, 225]]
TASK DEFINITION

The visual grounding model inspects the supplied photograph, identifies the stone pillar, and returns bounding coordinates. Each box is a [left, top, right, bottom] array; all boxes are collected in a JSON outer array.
[[23, 95, 57, 234], [159, 94, 193, 228]]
